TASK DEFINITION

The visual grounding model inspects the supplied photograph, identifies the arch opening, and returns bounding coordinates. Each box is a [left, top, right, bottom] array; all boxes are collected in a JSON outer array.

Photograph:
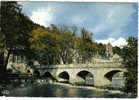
[[104, 70, 123, 81], [27, 70, 30, 73], [33, 71, 40, 78], [104, 70, 126, 88], [58, 71, 70, 83], [42, 72, 55, 80], [77, 70, 94, 85]]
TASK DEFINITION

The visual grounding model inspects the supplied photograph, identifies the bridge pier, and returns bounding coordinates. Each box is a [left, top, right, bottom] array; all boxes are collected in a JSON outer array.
[[93, 72, 111, 86], [68, 73, 111, 86], [69, 74, 85, 84]]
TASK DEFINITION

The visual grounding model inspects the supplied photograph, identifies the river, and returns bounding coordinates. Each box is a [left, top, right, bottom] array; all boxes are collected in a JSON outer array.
[[6, 82, 128, 98]]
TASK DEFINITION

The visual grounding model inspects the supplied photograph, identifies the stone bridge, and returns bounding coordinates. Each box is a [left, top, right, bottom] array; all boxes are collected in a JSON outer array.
[[28, 62, 127, 86]]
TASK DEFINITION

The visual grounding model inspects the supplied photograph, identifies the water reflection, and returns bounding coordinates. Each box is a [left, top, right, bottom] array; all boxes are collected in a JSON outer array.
[[7, 83, 127, 98], [55, 89, 63, 97], [67, 88, 78, 97]]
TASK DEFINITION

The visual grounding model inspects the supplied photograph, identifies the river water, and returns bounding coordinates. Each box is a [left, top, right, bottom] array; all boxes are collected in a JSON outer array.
[[7, 82, 128, 98]]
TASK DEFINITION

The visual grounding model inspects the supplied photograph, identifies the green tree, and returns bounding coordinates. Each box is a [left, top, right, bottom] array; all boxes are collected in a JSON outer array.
[[122, 37, 137, 97], [29, 25, 78, 65], [27, 24, 106, 65], [113, 46, 122, 56], [80, 27, 92, 42], [71, 26, 78, 36], [0, 1, 34, 74]]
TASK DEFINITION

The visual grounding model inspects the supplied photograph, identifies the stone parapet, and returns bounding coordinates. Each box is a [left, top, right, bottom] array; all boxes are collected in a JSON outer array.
[[32, 62, 123, 70]]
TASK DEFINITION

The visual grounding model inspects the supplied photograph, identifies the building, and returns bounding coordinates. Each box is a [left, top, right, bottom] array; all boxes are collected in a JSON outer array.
[[106, 43, 113, 58]]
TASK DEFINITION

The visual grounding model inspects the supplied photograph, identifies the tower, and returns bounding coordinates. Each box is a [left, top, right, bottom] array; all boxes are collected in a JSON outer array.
[[106, 43, 113, 58]]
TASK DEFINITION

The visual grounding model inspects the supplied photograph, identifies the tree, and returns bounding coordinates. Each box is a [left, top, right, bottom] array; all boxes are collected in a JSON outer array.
[[113, 46, 122, 56], [0, 1, 34, 75], [27, 24, 106, 65], [80, 27, 92, 42], [71, 26, 78, 36], [122, 37, 137, 97], [29, 25, 78, 65], [29, 27, 57, 64], [50, 24, 60, 34], [97, 43, 106, 57]]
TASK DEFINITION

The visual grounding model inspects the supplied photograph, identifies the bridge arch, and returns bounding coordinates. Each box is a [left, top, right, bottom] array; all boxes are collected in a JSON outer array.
[[104, 69, 125, 81], [33, 70, 40, 77], [27, 70, 31, 73], [42, 72, 55, 80], [58, 71, 70, 82], [76, 70, 94, 85]]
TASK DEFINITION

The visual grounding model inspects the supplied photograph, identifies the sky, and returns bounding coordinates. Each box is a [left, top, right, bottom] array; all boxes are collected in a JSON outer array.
[[19, 2, 138, 47]]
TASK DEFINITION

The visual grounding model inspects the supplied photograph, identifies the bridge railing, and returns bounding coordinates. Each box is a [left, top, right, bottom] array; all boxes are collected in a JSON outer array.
[[30, 61, 124, 70], [89, 61, 123, 68]]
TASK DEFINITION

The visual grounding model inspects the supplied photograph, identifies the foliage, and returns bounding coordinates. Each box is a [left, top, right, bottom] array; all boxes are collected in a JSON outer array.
[[28, 27, 61, 64], [28, 24, 105, 65], [81, 27, 93, 42], [112, 46, 122, 56], [122, 37, 137, 96], [0, 1, 35, 74], [97, 43, 106, 57]]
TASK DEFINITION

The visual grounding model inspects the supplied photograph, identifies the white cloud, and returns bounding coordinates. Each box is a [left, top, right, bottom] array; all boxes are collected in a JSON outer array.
[[96, 37, 115, 44], [21, 3, 136, 40], [30, 6, 53, 27], [90, 4, 136, 35], [96, 37, 127, 47], [112, 37, 128, 47], [18, 2, 27, 6]]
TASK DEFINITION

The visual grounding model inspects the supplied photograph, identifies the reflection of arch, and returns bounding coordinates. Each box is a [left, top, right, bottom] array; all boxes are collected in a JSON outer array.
[[33, 71, 40, 77], [58, 71, 70, 80], [43, 72, 55, 80], [77, 70, 94, 85], [104, 70, 123, 81]]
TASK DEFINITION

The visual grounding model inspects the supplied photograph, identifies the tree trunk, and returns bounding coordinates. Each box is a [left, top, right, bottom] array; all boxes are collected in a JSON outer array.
[[0, 53, 4, 72], [3, 49, 11, 74]]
